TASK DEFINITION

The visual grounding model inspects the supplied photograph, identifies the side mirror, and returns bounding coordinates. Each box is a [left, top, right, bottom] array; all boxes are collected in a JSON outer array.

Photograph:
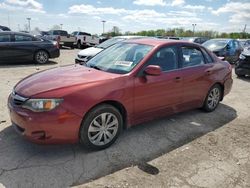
[[144, 65, 162, 76]]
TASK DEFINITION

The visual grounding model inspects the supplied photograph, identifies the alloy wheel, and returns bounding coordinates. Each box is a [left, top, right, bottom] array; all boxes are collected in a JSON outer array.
[[87, 112, 119, 146], [207, 87, 220, 110], [36, 51, 48, 64]]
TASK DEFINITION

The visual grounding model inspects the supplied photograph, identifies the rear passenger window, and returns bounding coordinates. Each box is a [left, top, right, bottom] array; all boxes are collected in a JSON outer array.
[[0, 35, 11, 42], [202, 49, 214, 64], [15, 35, 32, 42], [181, 47, 205, 68]]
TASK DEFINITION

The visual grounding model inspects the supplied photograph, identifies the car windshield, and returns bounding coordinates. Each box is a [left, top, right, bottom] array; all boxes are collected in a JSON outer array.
[[203, 39, 228, 48], [96, 38, 125, 49], [86, 42, 153, 74]]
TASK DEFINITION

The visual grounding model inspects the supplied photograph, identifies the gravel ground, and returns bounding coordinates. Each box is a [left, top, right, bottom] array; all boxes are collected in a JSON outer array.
[[0, 49, 249, 188]]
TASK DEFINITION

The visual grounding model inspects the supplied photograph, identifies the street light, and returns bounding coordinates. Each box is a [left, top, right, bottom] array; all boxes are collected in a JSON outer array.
[[192, 24, 197, 36], [60, 24, 63, 30], [26, 18, 31, 32], [101, 20, 106, 34]]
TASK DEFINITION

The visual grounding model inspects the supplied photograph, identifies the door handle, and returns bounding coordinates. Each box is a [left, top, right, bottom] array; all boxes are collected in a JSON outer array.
[[174, 76, 182, 82], [205, 70, 212, 75]]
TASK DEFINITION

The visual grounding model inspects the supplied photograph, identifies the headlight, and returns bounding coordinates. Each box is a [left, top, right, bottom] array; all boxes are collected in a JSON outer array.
[[22, 99, 63, 112], [239, 54, 246, 60]]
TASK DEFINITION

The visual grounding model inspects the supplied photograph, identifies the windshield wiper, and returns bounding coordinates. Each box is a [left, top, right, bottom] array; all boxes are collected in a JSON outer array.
[[89, 64, 102, 70]]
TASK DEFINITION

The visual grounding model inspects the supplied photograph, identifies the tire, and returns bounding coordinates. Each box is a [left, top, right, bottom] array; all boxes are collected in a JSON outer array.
[[70, 45, 74, 49], [34, 50, 49, 64], [79, 104, 123, 150], [202, 84, 222, 112], [77, 41, 82, 49]]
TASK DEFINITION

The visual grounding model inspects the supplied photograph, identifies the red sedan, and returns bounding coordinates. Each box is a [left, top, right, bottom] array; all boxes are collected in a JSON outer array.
[[8, 39, 233, 150]]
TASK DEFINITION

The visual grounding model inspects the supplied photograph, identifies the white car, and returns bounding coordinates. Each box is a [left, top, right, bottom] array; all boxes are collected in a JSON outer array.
[[75, 36, 145, 64]]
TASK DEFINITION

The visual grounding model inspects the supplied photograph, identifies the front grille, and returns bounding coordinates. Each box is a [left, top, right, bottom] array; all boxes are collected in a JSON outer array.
[[78, 55, 86, 59], [10, 92, 28, 106]]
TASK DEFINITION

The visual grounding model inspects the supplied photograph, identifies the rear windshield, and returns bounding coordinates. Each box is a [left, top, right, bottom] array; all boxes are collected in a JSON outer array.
[[53, 30, 68, 36]]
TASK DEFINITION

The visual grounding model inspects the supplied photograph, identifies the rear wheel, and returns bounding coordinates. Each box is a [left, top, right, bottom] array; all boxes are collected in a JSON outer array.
[[79, 104, 123, 150], [34, 50, 49, 64], [203, 84, 222, 112]]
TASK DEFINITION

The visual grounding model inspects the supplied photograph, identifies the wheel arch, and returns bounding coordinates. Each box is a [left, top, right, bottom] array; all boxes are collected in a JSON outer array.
[[34, 49, 51, 59], [82, 100, 128, 130]]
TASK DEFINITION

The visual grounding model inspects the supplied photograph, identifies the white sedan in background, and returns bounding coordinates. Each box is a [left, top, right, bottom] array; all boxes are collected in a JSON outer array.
[[75, 36, 145, 64]]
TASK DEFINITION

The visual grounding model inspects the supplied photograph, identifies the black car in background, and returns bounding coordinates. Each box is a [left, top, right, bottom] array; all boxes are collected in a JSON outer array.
[[203, 38, 243, 64], [0, 25, 11, 31], [181, 37, 209, 44], [235, 46, 250, 77], [0, 32, 60, 64]]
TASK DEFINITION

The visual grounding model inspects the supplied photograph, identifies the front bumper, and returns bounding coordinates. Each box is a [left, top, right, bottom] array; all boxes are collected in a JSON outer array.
[[75, 57, 86, 64], [8, 95, 82, 144]]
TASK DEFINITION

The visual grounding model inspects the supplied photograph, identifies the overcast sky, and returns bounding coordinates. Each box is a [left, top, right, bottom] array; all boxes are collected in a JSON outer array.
[[0, 0, 249, 35]]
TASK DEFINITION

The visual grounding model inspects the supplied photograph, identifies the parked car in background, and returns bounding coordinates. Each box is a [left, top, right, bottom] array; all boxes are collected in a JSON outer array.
[[72, 31, 99, 49], [0, 25, 11, 31], [0, 31, 60, 64], [235, 46, 250, 77], [202, 38, 243, 64], [181, 37, 209, 44], [238, 39, 250, 48], [8, 39, 233, 149], [75, 35, 145, 64], [44, 30, 75, 49]]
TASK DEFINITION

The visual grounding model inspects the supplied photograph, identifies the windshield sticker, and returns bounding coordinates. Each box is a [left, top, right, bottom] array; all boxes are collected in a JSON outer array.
[[114, 61, 133, 67]]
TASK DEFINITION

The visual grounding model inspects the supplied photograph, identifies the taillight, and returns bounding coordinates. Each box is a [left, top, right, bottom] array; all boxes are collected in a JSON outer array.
[[52, 41, 59, 49]]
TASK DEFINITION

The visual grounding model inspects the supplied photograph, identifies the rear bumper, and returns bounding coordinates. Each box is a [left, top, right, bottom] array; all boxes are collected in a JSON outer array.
[[49, 48, 60, 59], [59, 42, 74, 47], [224, 77, 233, 96]]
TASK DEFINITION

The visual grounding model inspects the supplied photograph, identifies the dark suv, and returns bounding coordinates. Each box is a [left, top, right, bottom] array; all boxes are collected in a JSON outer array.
[[235, 46, 250, 77]]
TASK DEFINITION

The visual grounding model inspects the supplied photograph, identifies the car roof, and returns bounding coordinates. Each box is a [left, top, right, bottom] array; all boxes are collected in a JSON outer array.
[[0, 31, 34, 36], [123, 38, 201, 47], [210, 38, 232, 41], [113, 35, 145, 39]]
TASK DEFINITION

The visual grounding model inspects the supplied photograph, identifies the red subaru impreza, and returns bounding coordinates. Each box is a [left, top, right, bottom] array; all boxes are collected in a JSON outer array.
[[8, 39, 233, 149]]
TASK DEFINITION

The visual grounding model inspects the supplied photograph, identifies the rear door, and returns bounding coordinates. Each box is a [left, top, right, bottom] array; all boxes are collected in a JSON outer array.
[[0, 33, 12, 63], [179, 45, 215, 110], [10, 34, 36, 62], [133, 45, 183, 123]]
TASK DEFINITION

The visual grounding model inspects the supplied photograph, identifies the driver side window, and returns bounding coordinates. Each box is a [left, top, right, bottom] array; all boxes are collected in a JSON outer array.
[[147, 46, 178, 72]]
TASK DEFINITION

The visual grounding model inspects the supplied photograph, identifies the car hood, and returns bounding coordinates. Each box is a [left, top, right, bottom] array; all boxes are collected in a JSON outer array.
[[78, 47, 103, 57], [14, 65, 121, 97]]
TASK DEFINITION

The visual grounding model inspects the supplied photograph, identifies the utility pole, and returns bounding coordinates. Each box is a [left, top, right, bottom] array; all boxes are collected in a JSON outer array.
[[101, 20, 106, 35], [60, 24, 63, 30], [26, 18, 31, 32], [192, 23, 197, 36]]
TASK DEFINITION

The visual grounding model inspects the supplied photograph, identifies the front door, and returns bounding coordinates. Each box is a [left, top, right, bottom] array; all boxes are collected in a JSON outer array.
[[133, 46, 183, 124]]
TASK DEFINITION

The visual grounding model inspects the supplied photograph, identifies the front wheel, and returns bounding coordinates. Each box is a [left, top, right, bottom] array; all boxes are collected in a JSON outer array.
[[34, 50, 49, 64], [79, 104, 123, 150], [203, 84, 222, 112]]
